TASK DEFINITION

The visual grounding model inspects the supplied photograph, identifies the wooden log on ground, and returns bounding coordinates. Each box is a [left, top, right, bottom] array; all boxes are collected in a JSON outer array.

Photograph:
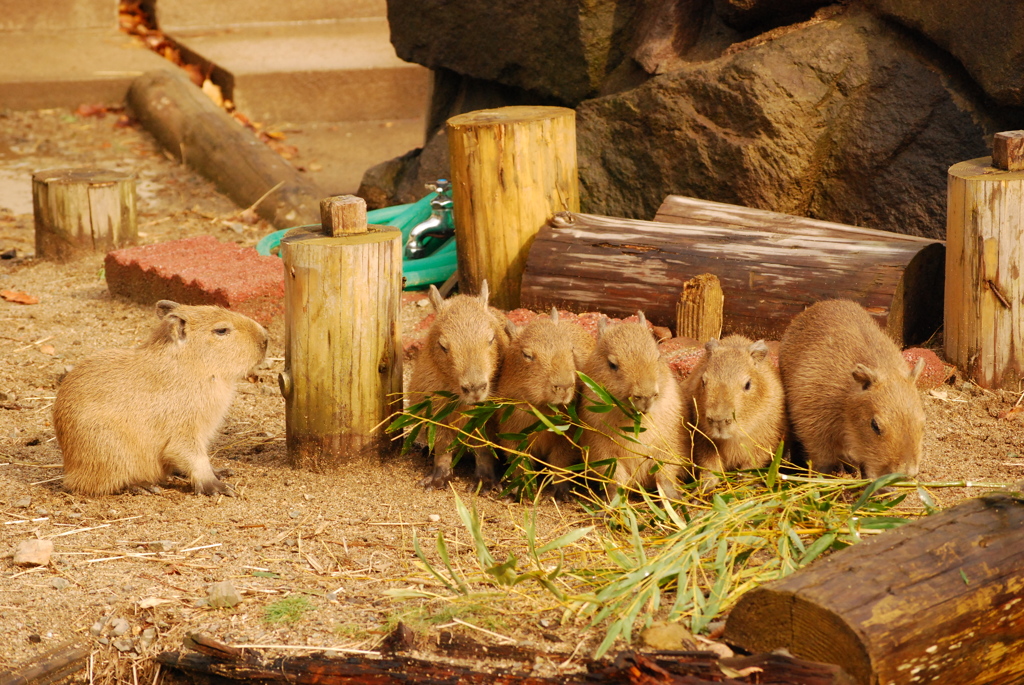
[[32, 168, 136, 260], [676, 273, 723, 342], [724, 493, 1024, 685], [945, 133, 1024, 389], [157, 632, 854, 685], [279, 195, 402, 470], [520, 200, 944, 344], [447, 106, 578, 310], [127, 69, 323, 229], [0, 642, 89, 685]]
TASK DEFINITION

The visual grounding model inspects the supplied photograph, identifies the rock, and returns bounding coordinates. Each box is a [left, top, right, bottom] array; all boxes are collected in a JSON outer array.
[[109, 617, 130, 636], [642, 621, 697, 650], [140, 627, 157, 647], [576, 6, 992, 239], [714, 0, 830, 30], [207, 581, 242, 608], [866, 0, 1024, 107], [89, 620, 106, 636], [427, 514, 441, 523], [387, 0, 639, 104], [288, 510, 301, 519], [146, 540, 177, 553], [112, 638, 135, 652], [49, 577, 70, 590], [631, 0, 707, 74], [14, 539, 53, 566], [13, 496, 31, 508]]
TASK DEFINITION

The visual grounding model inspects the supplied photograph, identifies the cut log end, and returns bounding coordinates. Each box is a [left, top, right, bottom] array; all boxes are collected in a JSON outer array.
[[993, 131, 1024, 171]]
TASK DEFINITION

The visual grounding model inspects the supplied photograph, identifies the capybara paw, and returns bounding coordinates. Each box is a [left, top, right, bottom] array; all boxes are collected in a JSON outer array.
[[419, 468, 452, 490], [468, 475, 497, 494], [128, 484, 163, 495], [194, 478, 235, 497], [551, 481, 574, 502]]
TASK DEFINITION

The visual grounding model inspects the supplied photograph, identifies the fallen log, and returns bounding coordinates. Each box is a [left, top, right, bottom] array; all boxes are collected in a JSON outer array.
[[126, 69, 323, 229], [724, 492, 1024, 685], [519, 199, 944, 344], [158, 631, 854, 685], [0, 642, 89, 685]]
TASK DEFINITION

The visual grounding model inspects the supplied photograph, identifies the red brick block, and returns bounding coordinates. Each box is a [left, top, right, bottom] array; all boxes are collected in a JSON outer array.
[[105, 236, 284, 325]]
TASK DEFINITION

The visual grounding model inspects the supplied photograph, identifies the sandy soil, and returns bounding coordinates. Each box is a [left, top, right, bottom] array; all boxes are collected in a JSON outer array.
[[1, 108, 1022, 681]]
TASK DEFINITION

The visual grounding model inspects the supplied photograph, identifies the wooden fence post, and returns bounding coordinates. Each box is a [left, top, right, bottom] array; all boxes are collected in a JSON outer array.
[[946, 131, 1024, 389], [32, 168, 136, 260], [278, 195, 403, 470], [447, 106, 579, 310]]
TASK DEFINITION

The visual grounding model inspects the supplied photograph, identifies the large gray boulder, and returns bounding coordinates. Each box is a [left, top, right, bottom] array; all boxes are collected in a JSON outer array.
[[865, 0, 1024, 107], [714, 0, 831, 30], [386, 0, 639, 105], [576, 6, 993, 238]]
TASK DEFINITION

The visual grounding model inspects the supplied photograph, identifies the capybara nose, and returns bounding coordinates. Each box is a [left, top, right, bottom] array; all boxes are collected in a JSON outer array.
[[461, 382, 488, 402], [631, 394, 656, 413]]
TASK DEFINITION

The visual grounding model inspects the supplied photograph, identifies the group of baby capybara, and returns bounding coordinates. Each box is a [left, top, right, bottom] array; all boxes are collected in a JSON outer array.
[[52, 284, 926, 500]]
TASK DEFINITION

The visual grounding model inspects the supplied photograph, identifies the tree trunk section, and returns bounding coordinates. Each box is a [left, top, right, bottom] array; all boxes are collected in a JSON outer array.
[[32, 168, 136, 260], [279, 196, 402, 470], [447, 106, 578, 310], [520, 200, 944, 344], [724, 493, 1024, 685], [945, 156, 1024, 389], [127, 69, 323, 229], [676, 273, 723, 342]]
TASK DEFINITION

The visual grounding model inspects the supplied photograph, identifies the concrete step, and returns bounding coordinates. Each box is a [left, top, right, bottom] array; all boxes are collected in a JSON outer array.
[[0, 30, 175, 111], [1, 0, 116, 32], [168, 19, 431, 123], [155, 0, 387, 31]]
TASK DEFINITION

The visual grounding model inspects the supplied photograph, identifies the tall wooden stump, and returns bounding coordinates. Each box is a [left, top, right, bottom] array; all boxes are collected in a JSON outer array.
[[447, 106, 579, 310], [279, 195, 403, 470], [946, 131, 1024, 389], [676, 273, 723, 342], [32, 168, 136, 260]]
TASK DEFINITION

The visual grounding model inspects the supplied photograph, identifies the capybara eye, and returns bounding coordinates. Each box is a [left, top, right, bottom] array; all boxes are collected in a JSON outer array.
[[744, 379, 752, 391], [871, 418, 882, 435], [214, 327, 230, 336], [523, 351, 534, 361], [438, 341, 449, 353], [607, 358, 618, 371]]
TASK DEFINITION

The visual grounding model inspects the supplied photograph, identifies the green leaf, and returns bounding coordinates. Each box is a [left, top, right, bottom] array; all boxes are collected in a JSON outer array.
[[799, 532, 836, 566], [917, 486, 940, 515], [537, 526, 594, 556], [765, 440, 784, 489], [486, 554, 519, 586], [851, 473, 907, 512]]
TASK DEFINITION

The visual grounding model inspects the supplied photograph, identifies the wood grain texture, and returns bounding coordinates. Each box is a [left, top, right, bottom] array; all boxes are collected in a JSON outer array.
[[945, 156, 1024, 388], [520, 208, 944, 344], [993, 131, 1024, 172], [724, 494, 1024, 685], [32, 168, 136, 260], [127, 69, 322, 229], [676, 273, 723, 342], [280, 225, 402, 470], [320, 195, 367, 237], [447, 106, 579, 311]]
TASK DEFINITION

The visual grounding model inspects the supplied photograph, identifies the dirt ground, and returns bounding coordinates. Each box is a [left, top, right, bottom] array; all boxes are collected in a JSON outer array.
[[1, 108, 1023, 680]]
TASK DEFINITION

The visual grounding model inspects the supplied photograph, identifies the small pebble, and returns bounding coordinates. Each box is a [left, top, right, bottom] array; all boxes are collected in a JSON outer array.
[[112, 639, 134, 653], [109, 618, 130, 636], [34, 507, 48, 516], [289, 510, 301, 519], [539, 618, 552, 628], [49, 578, 70, 590], [207, 581, 242, 608], [427, 514, 441, 523], [13, 496, 31, 508], [28, 634, 41, 643], [303, 494, 313, 501], [14, 539, 53, 566], [67, 512, 82, 520], [416, 298, 429, 308], [146, 541, 177, 553], [140, 627, 157, 647], [98, 637, 109, 646], [89, 621, 105, 636]]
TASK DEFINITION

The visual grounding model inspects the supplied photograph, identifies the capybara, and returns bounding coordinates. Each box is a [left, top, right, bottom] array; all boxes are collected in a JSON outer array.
[[578, 313, 684, 500], [495, 308, 595, 498], [680, 335, 786, 489], [778, 299, 925, 479], [410, 280, 510, 490], [55, 300, 268, 496]]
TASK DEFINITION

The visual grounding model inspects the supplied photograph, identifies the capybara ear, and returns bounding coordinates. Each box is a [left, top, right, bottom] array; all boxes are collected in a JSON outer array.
[[166, 313, 188, 344], [156, 300, 179, 318], [504, 317, 519, 340], [637, 311, 647, 326], [479, 279, 490, 307], [908, 357, 925, 384], [550, 307, 560, 324], [749, 339, 769, 363], [427, 285, 445, 313], [705, 338, 720, 354], [597, 316, 608, 337], [852, 363, 879, 390]]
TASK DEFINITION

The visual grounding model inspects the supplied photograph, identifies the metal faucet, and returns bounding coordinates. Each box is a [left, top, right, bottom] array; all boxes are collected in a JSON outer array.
[[405, 179, 454, 260]]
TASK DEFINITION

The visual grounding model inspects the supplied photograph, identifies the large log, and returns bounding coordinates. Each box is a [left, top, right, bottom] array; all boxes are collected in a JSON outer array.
[[279, 195, 403, 470], [945, 133, 1024, 389], [32, 168, 136, 260], [724, 493, 1024, 685], [520, 198, 944, 344], [447, 106, 579, 310], [127, 69, 323, 229]]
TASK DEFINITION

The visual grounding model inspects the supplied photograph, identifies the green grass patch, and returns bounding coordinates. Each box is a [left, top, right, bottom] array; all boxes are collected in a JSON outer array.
[[264, 596, 315, 624]]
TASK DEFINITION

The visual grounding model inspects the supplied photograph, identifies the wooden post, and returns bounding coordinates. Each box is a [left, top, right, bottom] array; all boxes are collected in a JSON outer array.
[[278, 195, 403, 470], [32, 168, 136, 260], [447, 106, 579, 310], [724, 493, 1024, 685], [945, 131, 1024, 388], [675, 273, 723, 342]]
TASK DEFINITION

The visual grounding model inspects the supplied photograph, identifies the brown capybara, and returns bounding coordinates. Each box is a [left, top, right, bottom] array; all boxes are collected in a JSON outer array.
[[578, 313, 684, 500], [778, 299, 925, 479], [54, 300, 268, 496], [495, 308, 595, 498], [680, 335, 786, 490], [409, 280, 510, 491]]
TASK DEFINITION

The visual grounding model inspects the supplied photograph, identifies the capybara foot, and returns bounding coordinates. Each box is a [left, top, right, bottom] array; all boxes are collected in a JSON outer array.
[[194, 477, 235, 496], [420, 467, 452, 490], [468, 475, 497, 494], [128, 484, 163, 495]]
